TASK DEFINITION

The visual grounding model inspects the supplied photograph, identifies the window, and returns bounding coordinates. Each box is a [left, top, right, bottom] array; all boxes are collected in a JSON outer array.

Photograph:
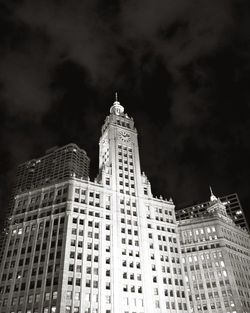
[[28, 295, 33, 303], [76, 265, 82, 272], [34, 294, 40, 303], [77, 253, 82, 260], [76, 278, 81, 286], [106, 295, 111, 304], [11, 297, 18, 306], [75, 292, 80, 301], [67, 291, 72, 300], [68, 277, 73, 285], [45, 292, 50, 301]]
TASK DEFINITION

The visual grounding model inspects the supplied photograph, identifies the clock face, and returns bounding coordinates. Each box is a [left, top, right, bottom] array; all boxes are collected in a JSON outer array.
[[119, 131, 131, 142]]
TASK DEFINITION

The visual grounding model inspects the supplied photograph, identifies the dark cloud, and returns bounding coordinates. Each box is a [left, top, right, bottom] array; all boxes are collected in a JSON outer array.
[[13, 0, 122, 84], [0, 0, 250, 228], [9, 0, 237, 84]]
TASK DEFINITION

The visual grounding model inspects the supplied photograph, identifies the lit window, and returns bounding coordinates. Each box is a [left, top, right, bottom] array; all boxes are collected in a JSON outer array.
[[28, 295, 33, 303], [65, 306, 71, 313], [75, 292, 80, 301], [45, 293, 50, 301]]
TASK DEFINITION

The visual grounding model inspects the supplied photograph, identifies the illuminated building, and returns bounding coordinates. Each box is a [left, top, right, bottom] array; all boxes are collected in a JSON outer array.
[[179, 190, 250, 313], [0, 98, 189, 313]]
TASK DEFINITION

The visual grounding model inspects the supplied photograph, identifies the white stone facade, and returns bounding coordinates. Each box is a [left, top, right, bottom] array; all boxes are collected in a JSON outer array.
[[0, 101, 190, 313], [0, 100, 249, 313]]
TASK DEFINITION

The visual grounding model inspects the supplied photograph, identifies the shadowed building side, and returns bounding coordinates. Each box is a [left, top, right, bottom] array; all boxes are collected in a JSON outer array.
[[0, 144, 90, 265]]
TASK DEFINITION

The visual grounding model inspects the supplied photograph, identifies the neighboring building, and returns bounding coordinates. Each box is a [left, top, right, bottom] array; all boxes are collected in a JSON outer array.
[[14, 143, 90, 194], [179, 190, 250, 313], [0, 144, 90, 265], [176, 192, 249, 232], [0, 98, 190, 313]]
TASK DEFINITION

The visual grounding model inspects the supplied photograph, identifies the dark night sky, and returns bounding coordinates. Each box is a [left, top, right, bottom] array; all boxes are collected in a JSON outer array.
[[0, 0, 250, 228]]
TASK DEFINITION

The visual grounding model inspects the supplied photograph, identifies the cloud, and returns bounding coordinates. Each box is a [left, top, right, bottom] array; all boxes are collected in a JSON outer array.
[[120, 0, 234, 73], [0, 0, 250, 222], [0, 51, 54, 119], [10, 0, 236, 85], [13, 1, 122, 85], [0, 0, 238, 136]]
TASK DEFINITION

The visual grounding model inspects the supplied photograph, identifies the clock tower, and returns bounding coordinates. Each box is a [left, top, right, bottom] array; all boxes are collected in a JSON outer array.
[[97, 95, 158, 312], [94, 95, 187, 313], [98, 94, 144, 198]]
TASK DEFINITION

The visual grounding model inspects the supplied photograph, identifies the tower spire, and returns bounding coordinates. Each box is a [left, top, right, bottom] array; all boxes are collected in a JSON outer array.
[[209, 186, 217, 202]]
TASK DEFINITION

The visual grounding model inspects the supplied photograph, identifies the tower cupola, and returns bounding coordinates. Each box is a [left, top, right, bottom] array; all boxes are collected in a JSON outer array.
[[110, 92, 124, 115]]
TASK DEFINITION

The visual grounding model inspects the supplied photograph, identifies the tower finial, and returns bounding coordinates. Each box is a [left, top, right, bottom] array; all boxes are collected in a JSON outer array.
[[209, 186, 217, 202], [115, 92, 118, 102], [209, 186, 213, 196]]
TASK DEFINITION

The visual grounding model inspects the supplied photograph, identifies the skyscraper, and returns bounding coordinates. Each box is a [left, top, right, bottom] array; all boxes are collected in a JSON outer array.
[[0, 97, 249, 313], [0, 99, 190, 313]]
